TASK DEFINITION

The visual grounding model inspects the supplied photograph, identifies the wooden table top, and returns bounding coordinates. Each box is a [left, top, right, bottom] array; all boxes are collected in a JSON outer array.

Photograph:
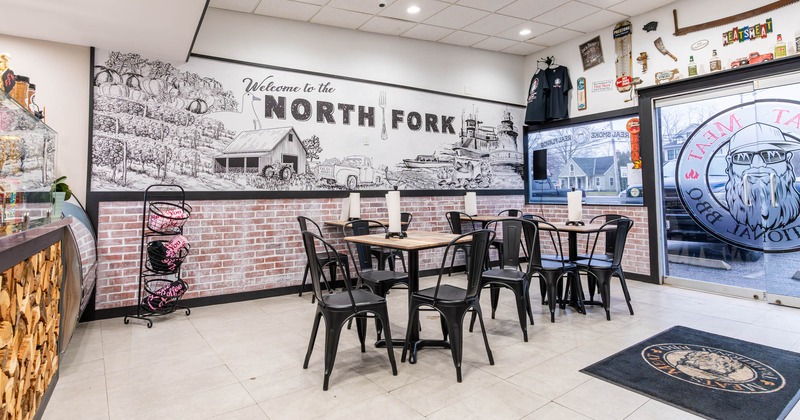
[[344, 230, 469, 251]]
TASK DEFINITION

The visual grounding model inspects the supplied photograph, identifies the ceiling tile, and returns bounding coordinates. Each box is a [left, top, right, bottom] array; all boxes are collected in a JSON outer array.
[[310, 6, 372, 29], [497, 0, 570, 20], [502, 42, 546, 55], [462, 13, 525, 36], [254, 0, 322, 20], [608, 0, 674, 18], [379, 0, 451, 23], [495, 21, 554, 41], [471, 36, 518, 51], [532, 1, 600, 26], [453, 0, 516, 12], [438, 30, 489, 46], [401, 24, 455, 41], [210, 0, 261, 13], [575, 0, 624, 7], [328, 0, 392, 14], [299, 0, 332, 5], [529, 27, 583, 46], [563, 9, 627, 32], [359, 15, 416, 35], [423, 5, 490, 30]]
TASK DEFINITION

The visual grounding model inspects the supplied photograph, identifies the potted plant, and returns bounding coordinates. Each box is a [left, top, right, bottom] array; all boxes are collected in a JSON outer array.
[[51, 176, 72, 218]]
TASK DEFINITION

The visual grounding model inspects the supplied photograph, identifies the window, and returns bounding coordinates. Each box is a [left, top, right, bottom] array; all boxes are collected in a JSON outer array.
[[524, 113, 642, 205], [288, 133, 294, 142]]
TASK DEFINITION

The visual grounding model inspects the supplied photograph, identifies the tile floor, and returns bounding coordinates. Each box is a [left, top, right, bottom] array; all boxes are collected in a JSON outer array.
[[43, 276, 800, 420]]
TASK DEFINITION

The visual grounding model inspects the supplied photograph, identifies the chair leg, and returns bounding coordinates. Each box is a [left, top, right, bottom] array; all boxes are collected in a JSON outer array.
[[300, 263, 310, 297], [439, 307, 466, 382], [524, 282, 534, 325], [375, 306, 398, 376], [473, 304, 494, 366], [303, 309, 322, 369], [514, 286, 529, 342], [322, 314, 345, 391], [402, 302, 421, 363], [355, 315, 367, 353], [616, 268, 635, 315], [592, 271, 612, 321], [490, 285, 500, 319]]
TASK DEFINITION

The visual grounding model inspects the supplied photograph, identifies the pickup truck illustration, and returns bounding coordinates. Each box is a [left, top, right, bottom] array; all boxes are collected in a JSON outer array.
[[318, 155, 382, 189]]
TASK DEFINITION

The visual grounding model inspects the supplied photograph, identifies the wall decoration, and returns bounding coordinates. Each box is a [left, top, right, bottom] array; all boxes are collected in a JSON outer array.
[[579, 37, 604, 71], [613, 21, 633, 93], [89, 50, 525, 193], [654, 37, 678, 61], [730, 51, 774, 68], [690, 39, 709, 51], [642, 21, 658, 32], [591, 80, 613, 92], [655, 69, 682, 84], [636, 52, 649, 73], [722, 18, 773, 46], [577, 77, 587, 111], [626, 118, 641, 169], [673, 1, 794, 36]]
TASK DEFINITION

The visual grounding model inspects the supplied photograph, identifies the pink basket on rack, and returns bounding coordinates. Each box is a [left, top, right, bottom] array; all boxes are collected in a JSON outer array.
[[142, 279, 188, 312], [147, 202, 192, 234]]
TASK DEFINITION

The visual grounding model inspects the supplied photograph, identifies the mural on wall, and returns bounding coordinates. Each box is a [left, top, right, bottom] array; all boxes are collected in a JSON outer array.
[[89, 50, 525, 192], [0, 100, 56, 192]]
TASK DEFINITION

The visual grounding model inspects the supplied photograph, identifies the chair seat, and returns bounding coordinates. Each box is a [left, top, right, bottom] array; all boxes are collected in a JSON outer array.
[[321, 288, 385, 308], [535, 259, 577, 271], [541, 254, 569, 262], [361, 269, 408, 283], [573, 258, 613, 269], [482, 268, 526, 282], [415, 284, 467, 302]]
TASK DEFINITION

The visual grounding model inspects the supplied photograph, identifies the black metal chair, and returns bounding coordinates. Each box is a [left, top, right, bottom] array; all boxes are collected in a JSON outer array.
[[470, 218, 538, 341], [523, 214, 568, 264], [529, 220, 583, 322], [488, 209, 521, 267], [574, 218, 635, 320], [370, 212, 412, 272], [445, 211, 479, 276], [401, 229, 495, 382], [297, 216, 350, 302], [343, 220, 409, 341], [576, 214, 626, 262], [300, 231, 397, 390]]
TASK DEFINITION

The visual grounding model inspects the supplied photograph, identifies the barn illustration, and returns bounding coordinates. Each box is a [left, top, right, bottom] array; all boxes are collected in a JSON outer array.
[[213, 127, 307, 179]]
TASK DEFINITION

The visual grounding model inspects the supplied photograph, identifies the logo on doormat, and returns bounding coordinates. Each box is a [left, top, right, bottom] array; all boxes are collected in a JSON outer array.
[[642, 343, 785, 393], [675, 100, 800, 252]]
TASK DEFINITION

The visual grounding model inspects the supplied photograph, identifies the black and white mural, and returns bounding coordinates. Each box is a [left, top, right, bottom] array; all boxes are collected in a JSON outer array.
[[90, 50, 525, 192]]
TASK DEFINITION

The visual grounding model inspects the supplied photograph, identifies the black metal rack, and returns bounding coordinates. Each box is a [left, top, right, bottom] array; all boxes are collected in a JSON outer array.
[[124, 184, 192, 327]]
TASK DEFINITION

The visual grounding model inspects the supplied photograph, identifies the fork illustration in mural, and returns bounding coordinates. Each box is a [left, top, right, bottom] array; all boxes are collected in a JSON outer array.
[[379, 91, 388, 140]]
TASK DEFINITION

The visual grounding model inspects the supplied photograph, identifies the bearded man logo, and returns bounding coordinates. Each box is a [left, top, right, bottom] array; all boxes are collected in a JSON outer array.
[[724, 123, 800, 230]]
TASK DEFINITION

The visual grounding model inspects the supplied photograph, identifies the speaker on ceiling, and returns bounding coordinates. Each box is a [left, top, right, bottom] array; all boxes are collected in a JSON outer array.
[[532, 149, 547, 180]]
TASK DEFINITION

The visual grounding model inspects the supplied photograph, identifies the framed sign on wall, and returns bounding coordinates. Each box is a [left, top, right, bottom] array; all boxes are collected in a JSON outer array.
[[89, 50, 525, 194]]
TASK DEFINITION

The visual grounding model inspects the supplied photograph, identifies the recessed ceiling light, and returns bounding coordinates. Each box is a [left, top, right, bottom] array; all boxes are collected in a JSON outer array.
[[407, 5, 421, 14], [519, 29, 532, 36]]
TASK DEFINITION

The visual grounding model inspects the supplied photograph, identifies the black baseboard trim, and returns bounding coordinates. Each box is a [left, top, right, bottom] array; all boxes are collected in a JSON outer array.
[[86, 267, 454, 321]]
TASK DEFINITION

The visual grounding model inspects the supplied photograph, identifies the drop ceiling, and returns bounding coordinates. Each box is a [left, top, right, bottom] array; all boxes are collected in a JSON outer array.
[[210, 0, 677, 56]]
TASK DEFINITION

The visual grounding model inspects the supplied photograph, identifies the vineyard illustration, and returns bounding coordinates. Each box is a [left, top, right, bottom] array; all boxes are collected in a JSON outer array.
[[90, 51, 524, 191]]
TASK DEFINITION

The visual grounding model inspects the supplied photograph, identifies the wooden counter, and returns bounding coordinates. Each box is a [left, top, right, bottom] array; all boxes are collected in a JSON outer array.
[[0, 217, 70, 420]]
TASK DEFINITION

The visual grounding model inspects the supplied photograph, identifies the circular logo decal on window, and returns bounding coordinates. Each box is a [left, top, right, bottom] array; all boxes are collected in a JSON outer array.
[[642, 343, 785, 393], [675, 100, 800, 252]]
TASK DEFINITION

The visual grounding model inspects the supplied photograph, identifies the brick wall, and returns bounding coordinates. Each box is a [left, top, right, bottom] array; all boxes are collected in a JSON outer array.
[[95, 196, 650, 309]]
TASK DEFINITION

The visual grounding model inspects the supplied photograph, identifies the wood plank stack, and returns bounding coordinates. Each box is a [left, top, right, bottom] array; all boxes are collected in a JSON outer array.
[[0, 243, 62, 420]]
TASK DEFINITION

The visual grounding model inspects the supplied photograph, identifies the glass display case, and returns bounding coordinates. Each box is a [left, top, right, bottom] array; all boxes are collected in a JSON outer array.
[[0, 90, 57, 224]]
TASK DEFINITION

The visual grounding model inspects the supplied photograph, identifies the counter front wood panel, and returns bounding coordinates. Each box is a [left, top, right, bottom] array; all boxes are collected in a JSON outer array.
[[0, 242, 61, 420]]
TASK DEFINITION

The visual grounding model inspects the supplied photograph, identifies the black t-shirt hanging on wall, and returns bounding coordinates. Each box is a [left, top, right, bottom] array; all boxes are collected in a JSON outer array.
[[545, 65, 572, 120], [524, 69, 549, 125]]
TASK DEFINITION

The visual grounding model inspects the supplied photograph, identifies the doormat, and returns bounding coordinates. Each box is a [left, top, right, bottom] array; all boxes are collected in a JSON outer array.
[[580, 326, 800, 420]]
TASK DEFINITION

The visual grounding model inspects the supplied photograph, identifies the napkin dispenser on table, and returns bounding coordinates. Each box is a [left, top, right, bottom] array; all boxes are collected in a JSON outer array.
[[567, 190, 584, 226]]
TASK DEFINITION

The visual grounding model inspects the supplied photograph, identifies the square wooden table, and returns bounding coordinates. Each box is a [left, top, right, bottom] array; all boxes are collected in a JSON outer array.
[[537, 222, 617, 261], [344, 230, 469, 363]]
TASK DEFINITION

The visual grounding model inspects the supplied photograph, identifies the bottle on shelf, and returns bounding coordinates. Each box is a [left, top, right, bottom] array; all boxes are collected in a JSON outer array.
[[688, 55, 698, 77], [775, 34, 787, 58], [709, 50, 722, 72], [795, 29, 800, 55]]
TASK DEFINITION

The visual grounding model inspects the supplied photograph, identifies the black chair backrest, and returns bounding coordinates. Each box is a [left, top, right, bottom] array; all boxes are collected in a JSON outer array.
[[297, 215, 324, 236], [522, 214, 547, 222], [430, 230, 494, 302], [585, 217, 634, 266], [343, 219, 386, 274], [587, 214, 624, 255], [487, 218, 538, 270], [528, 220, 567, 269], [497, 209, 522, 217], [446, 211, 477, 235], [301, 231, 354, 309], [401, 212, 412, 232]]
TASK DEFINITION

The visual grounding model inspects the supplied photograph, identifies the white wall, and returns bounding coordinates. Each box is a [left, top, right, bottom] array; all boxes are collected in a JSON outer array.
[[194, 8, 526, 105], [0, 35, 90, 202], [524, 0, 800, 117]]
